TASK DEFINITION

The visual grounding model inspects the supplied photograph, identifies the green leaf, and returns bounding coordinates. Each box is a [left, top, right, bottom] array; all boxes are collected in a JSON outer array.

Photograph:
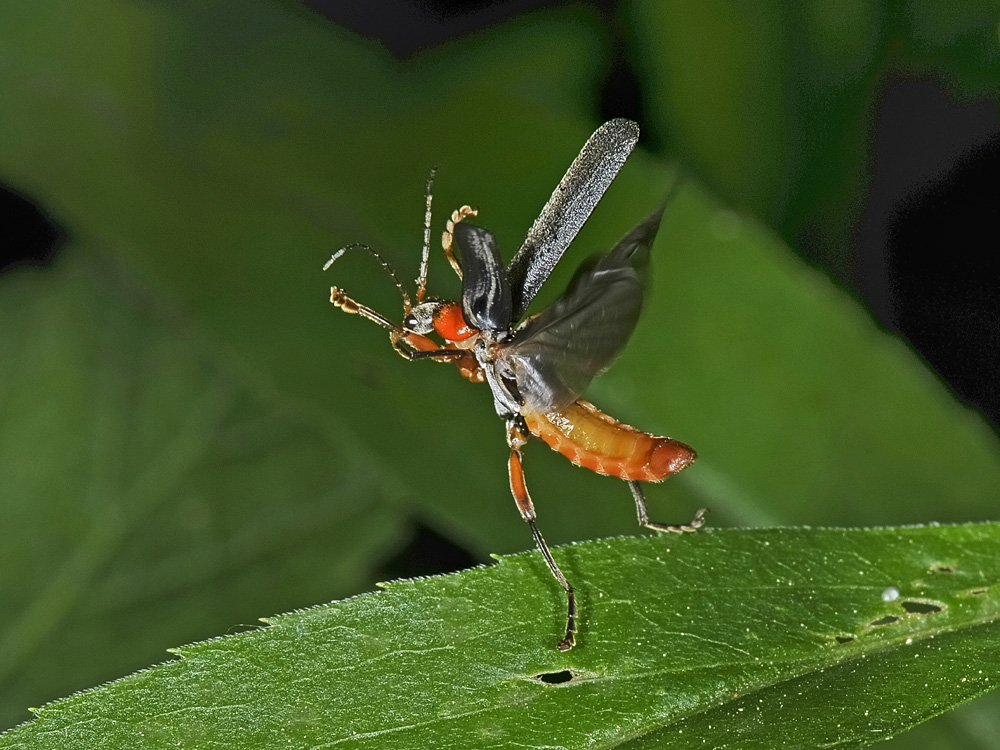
[[2, 0, 1000, 743], [2, 524, 999, 748], [0, 248, 406, 728]]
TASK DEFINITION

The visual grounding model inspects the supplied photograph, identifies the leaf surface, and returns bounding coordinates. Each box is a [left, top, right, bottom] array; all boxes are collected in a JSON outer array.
[[2, 524, 999, 748]]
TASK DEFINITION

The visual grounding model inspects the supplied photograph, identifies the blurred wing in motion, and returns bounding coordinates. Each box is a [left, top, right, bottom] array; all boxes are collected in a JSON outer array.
[[498, 204, 666, 412]]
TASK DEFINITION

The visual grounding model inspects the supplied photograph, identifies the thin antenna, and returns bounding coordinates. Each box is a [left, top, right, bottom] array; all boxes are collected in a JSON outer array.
[[323, 242, 412, 312], [416, 167, 437, 303]]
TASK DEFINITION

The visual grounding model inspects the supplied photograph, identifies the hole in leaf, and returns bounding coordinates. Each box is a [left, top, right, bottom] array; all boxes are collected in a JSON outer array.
[[534, 670, 575, 685], [901, 599, 944, 615], [966, 587, 989, 596], [869, 614, 902, 627], [931, 564, 956, 573], [835, 635, 856, 644]]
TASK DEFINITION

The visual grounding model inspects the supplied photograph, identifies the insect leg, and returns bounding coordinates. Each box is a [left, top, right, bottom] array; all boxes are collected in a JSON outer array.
[[397, 347, 465, 360], [629, 480, 708, 534], [393, 343, 467, 362], [507, 418, 577, 651], [330, 287, 404, 331], [388, 330, 475, 364], [441, 205, 478, 279], [332, 288, 469, 364]]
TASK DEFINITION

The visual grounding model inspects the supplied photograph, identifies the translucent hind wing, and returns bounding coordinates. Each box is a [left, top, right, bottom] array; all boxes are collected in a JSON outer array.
[[499, 205, 665, 412]]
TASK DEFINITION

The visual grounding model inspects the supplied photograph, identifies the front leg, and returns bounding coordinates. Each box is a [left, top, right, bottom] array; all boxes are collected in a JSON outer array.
[[391, 331, 465, 361], [441, 205, 478, 279]]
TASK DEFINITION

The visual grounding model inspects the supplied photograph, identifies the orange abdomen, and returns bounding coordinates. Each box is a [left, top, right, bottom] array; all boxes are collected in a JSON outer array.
[[523, 400, 696, 482]]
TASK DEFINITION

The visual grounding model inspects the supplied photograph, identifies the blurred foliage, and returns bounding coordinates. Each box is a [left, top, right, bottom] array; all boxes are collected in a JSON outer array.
[[626, 0, 1000, 281], [0, 0, 998, 745]]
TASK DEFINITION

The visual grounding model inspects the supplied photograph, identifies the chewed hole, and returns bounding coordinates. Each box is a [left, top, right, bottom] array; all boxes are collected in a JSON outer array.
[[835, 634, 856, 644], [931, 564, 956, 574], [901, 599, 945, 615], [965, 587, 989, 596], [534, 670, 576, 685], [869, 614, 902, 627]]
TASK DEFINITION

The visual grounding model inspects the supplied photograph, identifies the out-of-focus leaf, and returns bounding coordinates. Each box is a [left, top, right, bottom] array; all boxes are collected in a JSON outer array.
[[625, 0, 885, 280], [901, 0, 1000, 94], [597, 182, 1000, 529], [1, 0, 997, 543], [624, 0, 793, 216], [2, 524, 999, 748], [626, 0, 1000, 283], [0, 0, 623, 557], [0, 248, 404, 728]]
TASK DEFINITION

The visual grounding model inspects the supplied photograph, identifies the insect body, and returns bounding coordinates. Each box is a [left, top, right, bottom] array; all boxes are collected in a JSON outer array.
[[327, 120, 704, 650]]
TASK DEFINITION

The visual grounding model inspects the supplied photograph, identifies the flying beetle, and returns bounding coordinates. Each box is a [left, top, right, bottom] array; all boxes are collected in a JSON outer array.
[[326, 119, 705, 651]]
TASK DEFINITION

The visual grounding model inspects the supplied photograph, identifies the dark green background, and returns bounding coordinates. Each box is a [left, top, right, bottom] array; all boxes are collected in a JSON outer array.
[[1, 1, 998, 745]]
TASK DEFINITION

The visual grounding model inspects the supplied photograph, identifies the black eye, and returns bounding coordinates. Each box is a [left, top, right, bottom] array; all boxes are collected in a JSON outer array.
[[403, 314, 418, 330]]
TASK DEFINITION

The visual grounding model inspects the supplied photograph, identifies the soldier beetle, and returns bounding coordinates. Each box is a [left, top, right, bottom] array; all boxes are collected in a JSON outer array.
[[326, 120, 704, 650]]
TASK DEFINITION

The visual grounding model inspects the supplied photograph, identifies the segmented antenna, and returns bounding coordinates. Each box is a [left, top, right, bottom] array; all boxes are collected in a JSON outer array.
[[323, 242, 412, 312], [415, 167, 437, 304]]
